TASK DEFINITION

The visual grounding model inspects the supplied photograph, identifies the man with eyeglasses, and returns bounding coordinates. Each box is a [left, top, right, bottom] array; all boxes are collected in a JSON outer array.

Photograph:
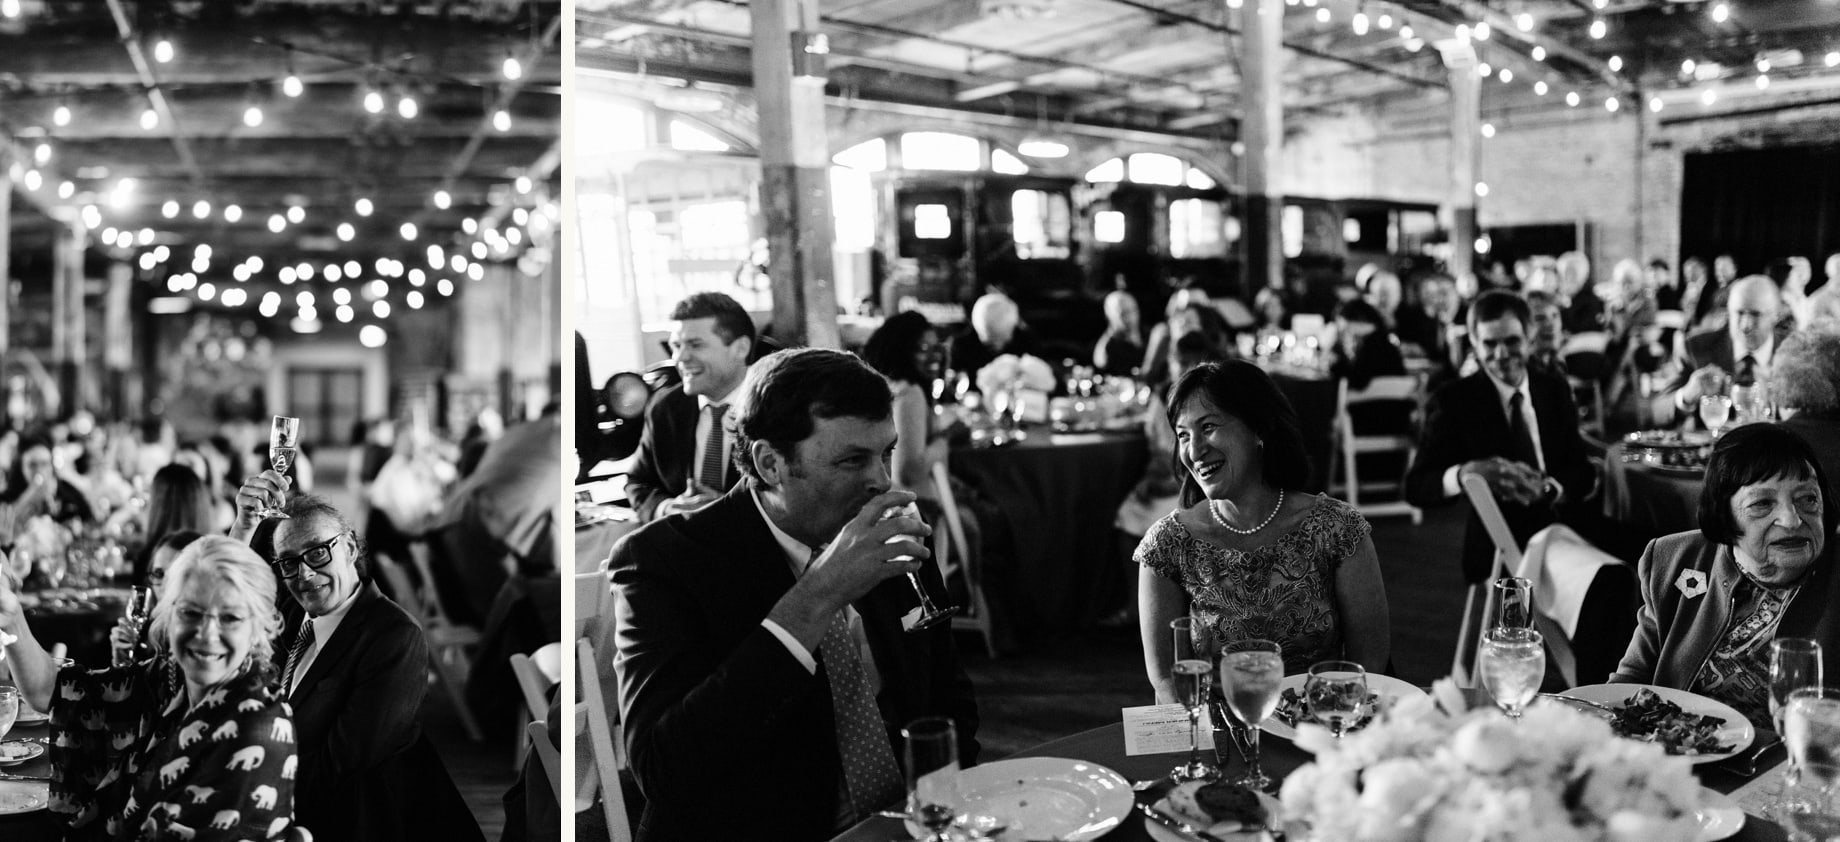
[[231, 480, 482, 842]]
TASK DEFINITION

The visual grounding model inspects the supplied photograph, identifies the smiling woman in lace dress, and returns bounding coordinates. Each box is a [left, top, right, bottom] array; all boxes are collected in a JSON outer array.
[[1136, 361, 1391, 702]]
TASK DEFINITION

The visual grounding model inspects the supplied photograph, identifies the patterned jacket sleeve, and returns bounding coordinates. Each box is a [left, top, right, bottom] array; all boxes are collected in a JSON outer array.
[[140, 694, 299, 842]]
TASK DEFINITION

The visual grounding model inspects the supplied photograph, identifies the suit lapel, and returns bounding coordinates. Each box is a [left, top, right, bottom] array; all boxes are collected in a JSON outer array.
[[291, 584, 383, 699], [686, 484, 795, 616]]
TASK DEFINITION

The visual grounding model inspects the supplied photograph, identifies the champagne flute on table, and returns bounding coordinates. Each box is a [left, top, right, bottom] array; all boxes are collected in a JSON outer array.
[[1479, 628, 1545, 720], [902, 716, 960, 842], [1773, 639, 1825, 733], [885, 502, 955, 632], [1219, 639, 1283, 790], [255, 416, 301, 520], [1305, 661, 1370, 739], [1169, 617, 1220, 782]]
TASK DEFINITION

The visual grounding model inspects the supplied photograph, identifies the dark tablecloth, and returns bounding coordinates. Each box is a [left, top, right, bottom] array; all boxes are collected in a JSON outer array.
[[948, 430, 1147, 636], [0, 720, 60, 842], [831, 719, 1787, 842], [1604, 442, 1704, 541]]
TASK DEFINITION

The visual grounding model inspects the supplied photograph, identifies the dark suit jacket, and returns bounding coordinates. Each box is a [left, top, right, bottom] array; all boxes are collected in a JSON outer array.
[[282, 582, 483, 842], [624, 384, 742, 522], [1405, 370, 1596, 583], [610, 484, 981, 842], [1653, 325, 1794, 422]]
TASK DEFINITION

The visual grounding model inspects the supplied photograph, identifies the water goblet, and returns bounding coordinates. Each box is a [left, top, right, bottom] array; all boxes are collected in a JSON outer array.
[[902, 717, 960, 842], [1219, 639, 1283, 789], [0, 685, 17, 742], [253, 416, 302, 520], [1479, 628, 1545, 720], [1700, 394, 1733, 435], [1305, 660, 1369, 739], [884, 502, 955, 633], [1774, 639, 1825, 733], [1168, 617, 1221, 782]]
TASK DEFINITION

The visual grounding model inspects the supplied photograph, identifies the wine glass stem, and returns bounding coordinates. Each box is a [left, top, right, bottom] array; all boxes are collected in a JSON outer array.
[[907, 573, 937, 611], [1187, 707, 1202, 770], [1245, 726, 1263, 781]]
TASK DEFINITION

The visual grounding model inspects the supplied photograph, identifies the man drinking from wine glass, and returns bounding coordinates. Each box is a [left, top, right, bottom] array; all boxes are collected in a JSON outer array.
[[610, 347, 981, 842]]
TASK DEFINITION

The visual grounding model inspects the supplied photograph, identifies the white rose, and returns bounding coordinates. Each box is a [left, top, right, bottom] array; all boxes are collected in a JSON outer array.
[[1451, 718, 1519, 774]]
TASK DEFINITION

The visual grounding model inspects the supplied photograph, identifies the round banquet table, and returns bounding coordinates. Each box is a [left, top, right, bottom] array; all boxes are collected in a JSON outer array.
[[831, 717, 1789, 842], [21, 587, 132, 668], [1603, 442, 1705, 542], [948, 429, 1148, 635], [0, 719, 60, 842]]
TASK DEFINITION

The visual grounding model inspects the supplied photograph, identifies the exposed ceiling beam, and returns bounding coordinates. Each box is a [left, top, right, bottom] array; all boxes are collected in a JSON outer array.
[[105, 0, 205, 191]]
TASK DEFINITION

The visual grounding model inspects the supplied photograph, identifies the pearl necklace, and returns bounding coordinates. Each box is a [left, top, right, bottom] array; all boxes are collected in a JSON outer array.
[[1210, 489, 1285, 535]]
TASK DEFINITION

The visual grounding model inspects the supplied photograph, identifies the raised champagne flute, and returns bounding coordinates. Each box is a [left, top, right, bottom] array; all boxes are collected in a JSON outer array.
[[255, 416, 301, 520], [1773, 639, 1825, 733], [902, 716, 960, 842], [1305, 660, 1369, 739], [1479, 628, 1545, 720], [1169, 617, 1220, 781], [1219, 639, 1283, 790], [886, 502, 955, 632], [114, 585, 157, 666]]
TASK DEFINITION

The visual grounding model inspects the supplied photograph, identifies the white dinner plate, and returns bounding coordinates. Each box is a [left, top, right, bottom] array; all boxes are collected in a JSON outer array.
[[0, 740, 45, 766], [1695, 787, 1744, 841], [1260, 673, 1427, 742], [0, 781, 47, 815], [13, 707, 48, 726], [905, 757, 1133, 841], [1560, 684, 1755, 764]]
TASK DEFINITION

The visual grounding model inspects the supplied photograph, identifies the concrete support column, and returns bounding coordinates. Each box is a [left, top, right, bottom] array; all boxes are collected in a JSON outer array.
[[1239, 0, 1286, 296], [0, 172, 10, 353], [1438, 40, 1482, 281], [103, 261, 134, 418], [52, 223, 87, 415], [751, 0, 840, 349]]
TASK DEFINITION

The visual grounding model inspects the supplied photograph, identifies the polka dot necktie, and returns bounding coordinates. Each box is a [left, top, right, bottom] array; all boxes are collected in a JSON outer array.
[[698, 404, 728, 490], [818, 605, 904, 823], [283, 621, 314, 695]]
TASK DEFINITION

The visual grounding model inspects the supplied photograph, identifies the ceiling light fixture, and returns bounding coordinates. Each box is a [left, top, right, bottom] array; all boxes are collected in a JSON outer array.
[[1531, 45, 1546, 62], [53, 102, 71, 126], [1711, 2, 1729, 23], [1589, 18, 1606, 39], [493, 109, 512, 132], [503, 54, 523, 81], [1514, 12, 1533, 32], [141, 108, 159, 130]]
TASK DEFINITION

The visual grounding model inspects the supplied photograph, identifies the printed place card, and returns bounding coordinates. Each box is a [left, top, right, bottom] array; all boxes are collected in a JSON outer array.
[[1123, 703, 1215, 756]]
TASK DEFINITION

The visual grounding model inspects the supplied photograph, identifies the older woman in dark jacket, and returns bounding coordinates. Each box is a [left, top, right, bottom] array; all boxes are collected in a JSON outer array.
[[1613, 423, 1840, 728]]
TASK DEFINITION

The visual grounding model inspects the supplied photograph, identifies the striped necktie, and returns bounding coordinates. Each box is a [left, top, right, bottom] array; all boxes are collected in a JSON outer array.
[[698, 404, 728, 491], [283, 621, 315, 694]]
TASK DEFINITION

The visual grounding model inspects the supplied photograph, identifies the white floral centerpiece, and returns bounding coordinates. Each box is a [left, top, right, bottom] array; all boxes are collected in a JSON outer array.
[[1278, 679, 1703, 842], [975, 353, 1056, 424], [12, 515, 70, 573]]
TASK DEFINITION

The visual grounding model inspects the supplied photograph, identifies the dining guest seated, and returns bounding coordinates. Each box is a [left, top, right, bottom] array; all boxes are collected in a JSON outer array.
[[947, 291, 1040, 382], [862, 310, 948, 506], [1136, 360, 1391, 689], [229, 483, 485, 842], [1650, 257, 1683, 311], [119, 464, 217, 582], [1613, 424, 1840, 728], [1329, 299, 1407, 391], [1363, 270, 1405, 329], [610, 348, 979, 842], [0, 535, 300, 840], [1557, 251, 1608, 335], [625, 291, 757, 522], [1093, 289, 1146, 377], [1395, 272, 1464, 386], [1654, 275, 1790, 426], [1524, 289, 1569, 380], [2, 433, 96, 524], [1771, 329, 1840, 503], [1145, 297, 1233, 388]]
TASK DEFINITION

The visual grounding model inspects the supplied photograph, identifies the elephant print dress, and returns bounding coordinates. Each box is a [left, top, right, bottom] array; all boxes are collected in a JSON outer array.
[[49, 657, 299, 841]]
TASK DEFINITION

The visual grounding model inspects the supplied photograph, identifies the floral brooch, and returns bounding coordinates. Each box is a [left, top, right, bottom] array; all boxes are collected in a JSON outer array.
[[1675, 568, 1709, 600]]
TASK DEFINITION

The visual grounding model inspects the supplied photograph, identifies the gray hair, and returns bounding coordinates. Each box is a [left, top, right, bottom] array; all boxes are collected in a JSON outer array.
[[1773, 329, 1840, 414], [145, 535, 283, 671]]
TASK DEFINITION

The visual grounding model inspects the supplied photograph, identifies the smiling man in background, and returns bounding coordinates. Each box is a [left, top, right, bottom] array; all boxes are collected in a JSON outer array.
[[624, 291, 757, 522]]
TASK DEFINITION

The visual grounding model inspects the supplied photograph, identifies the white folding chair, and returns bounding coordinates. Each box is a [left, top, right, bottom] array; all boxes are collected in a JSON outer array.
[[373, 552, 484, 740], [1516, 528, 1583, 689], [1329, 373, 1423, 523], [578, 636, 631, 842], [509, 642, 562, 769], [1562, 332, 1611, 437], [1453, 474, 1526, 688], [933, 462, 997, 657]]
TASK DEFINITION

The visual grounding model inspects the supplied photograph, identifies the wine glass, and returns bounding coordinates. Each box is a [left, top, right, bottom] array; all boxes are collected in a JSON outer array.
[[1699, 395, 1733, 435], [1305, 661, 1369, 739], [902, 716, 960, 842], [114, 586, 156, 666], [1782, 688, 1840, 837], [1169, 617, 1220, 781], [253, 416, 301, 520], [1219, 639, 1283, 789], [0, 685, 17, 742], [1489, 576, 1535, 632], [1479, 628, 1545, 720], [1773, 639, 1825, 733], [885, 503, 956, 633]]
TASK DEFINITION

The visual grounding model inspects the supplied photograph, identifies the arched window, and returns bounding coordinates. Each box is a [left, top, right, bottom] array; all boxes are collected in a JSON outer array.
[[1084, 152, 1217, 189]]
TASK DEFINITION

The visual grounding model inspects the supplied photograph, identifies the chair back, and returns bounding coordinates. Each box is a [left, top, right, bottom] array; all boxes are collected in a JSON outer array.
[[578, 636, 631, 841], [575, 570, 608, 639], [1331, 373, 1423, 521], [407, 539, 471, 630], [511, 641, 563, 721], [1517, 528, 1581, 688], [934, 461, 997, 657], [527, 720, 564, 807], [1452, 473, 1525, 686]]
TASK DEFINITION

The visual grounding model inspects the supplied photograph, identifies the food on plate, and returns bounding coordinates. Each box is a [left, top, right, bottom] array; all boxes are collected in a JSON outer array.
[[1272, 687, 1385, 730], [1608, 689, 1736, 756], [0, 743, 29, 760], [1157, 780, 1267, 835]]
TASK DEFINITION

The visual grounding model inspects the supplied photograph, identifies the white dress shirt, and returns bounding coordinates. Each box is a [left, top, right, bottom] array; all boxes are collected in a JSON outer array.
[[285, 586, 361, 697], [753, 488, 883, 693]]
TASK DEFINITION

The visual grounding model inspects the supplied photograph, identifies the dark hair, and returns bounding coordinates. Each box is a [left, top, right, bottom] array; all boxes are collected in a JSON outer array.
[[1467, 289, 1531, 332], [1698, 423, 1838, 546], [138, 529, 206, 585], [670, 292, 758, 351], [1334, 299, 1387, 328], [1164, 361, 1312, 507], [734, 348, 892, 484], [1647, 258, 1671, 272], [276, 493, 371, 580], [1523, 289, 1560, 312], [1171, 331, 1222, 367], [2, 434, 54, 503], [147, 464, 215, 548], [861, 311, 935, 386]]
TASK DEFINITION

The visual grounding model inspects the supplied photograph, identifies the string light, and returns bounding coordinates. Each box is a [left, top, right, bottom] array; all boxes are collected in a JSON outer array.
[[286, 206, 305, 224], [1481, 123, 1496, 138], [33, 144, 51, 165], [493, 110, 512, 132], [141, 108, 159, 130], [359, 325, 387, 347], [434, 190, 451, 209], [337, 222, 355, 241], [1608, 55, 1623, 72], [363, 89, 385, 114], [1566, 91, 1581, 107], [400, 222, 418, 240], [407, 291, 424, 309], [333, 288, 352, 305], [1473, 21, 1490, 40], [1351, 11, 1368, 34], [1478, 62, 1492, 78], [1589, 18, 1606, 39], [1514, 12, 1533, 32], [268, 214, 286, 233], [502, 55, 522, 80], [1649, 97, 1664, 113], [463, 218, 478, 235], [336, 305, 355, 323], [192, 200, 211, 219], [397, 94, 419, 119], [1474, 182, 1489, 197], [1498, 68, 1513, 83], [22, 170, 40, 191], [1711, 2, 1729, 23], [515, 176, 533, 193], [1827, 52, 1840, 68], [244, 104, 264, 127], [163, 200, 181, 219], [373, 300, 392, 318], [1682, 59, 1697, 75], [1756, 74, 1770, 89], [1700, 88, 1718, 106], [1531, 45, 1546, 62], [282, 73, 303, 98], [58, 181, 74, 199], [224, 205, 242, 223], [153, 38, 174, 64], [53, 103, 70, 126], [1605, 96, 1620, 112], [1376, 13, 1392, 28], [355, 197, 373, 216], [1315, 7, 1330, 22]]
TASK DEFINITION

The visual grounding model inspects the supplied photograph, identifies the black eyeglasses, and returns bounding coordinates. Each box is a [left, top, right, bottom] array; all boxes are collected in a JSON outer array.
[[272, 532, 348, 579]]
